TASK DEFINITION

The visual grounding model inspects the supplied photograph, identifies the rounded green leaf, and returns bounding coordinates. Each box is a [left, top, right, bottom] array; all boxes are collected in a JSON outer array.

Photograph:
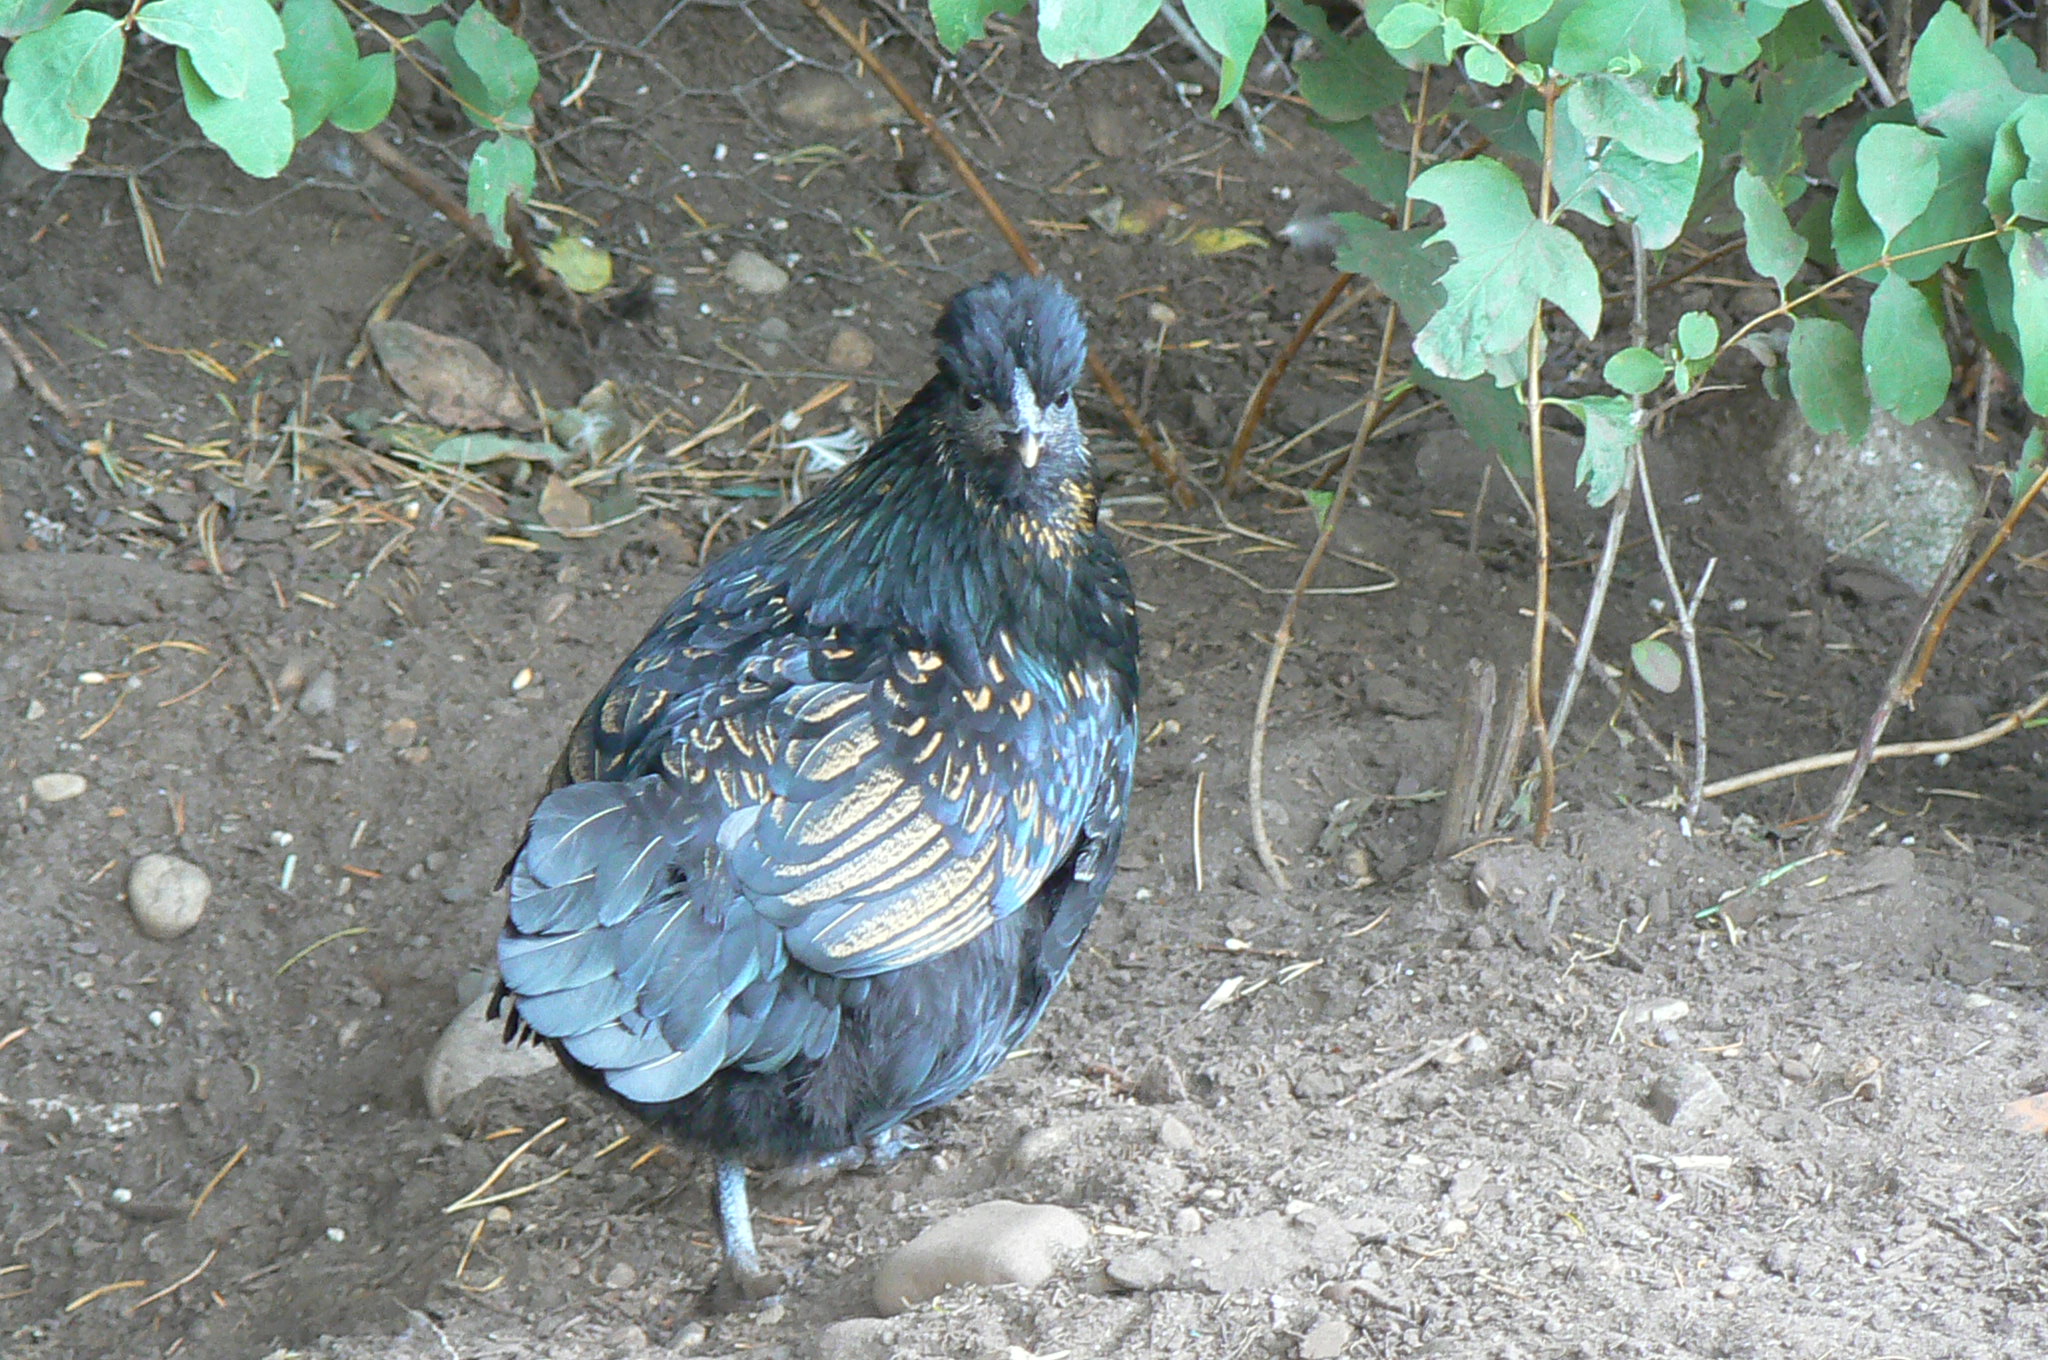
[[468, 133, 535, 249], [1037, 0, 1161, 64], [1184, 0, 1264, 113], [929, 0, 1019, 48], [1855, 123, 1940, 245], [1732, 167, 1805, 291], [1630, 637, 1683, 694], [453, 1, 539, 124], [1603, 346, 1666, 394], [1463, 43, 1511, 87], [0, 8, 123, 170], [1553, 0, 1685, 77], [372, 0, 440, 12], [1863, 273, 1950, 422], [2009, 230, 2048, 415], [176, 44, 293, 177], [1676, 310, 1718, 360], [1475, 0, 1556, 35], [1373, 3, 1442, 52], [329, 52, 395, 133], [0, 1, 78, 41], [137, 0, 284, 101], [1787, 315, 1870, 438], [279, 0, 356, 141]]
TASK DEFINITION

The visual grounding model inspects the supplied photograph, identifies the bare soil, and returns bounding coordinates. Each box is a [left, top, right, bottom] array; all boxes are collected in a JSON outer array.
[[2, 6, 2044, 1359]]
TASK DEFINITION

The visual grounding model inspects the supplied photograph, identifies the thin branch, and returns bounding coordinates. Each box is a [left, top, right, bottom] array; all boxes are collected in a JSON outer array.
[[1636, 445, 1714, 821], [0, 315, 83, 426], [1901, 461, 2048, 700], [1246, 69, 1431, 891], [798, 0, 1195, 507], [1223, 273, 1356, 491], [1819, 0, 1898, 107], [1526, 82, 1560, 843]]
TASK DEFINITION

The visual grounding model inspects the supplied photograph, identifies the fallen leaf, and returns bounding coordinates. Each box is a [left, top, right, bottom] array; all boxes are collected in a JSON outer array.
[[2003, 1091, 2048, 1135], [538, 237, 613, 294], [537, 475, 592, 530], [426, 433, 566, 467], [1186, 226, 1268, 256], [368, 320, 533, 430]]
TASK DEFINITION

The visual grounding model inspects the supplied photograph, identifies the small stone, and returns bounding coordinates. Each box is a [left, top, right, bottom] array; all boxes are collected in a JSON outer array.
[[808, 1317, 895, 1360], [1082, 100, 1137, 158], [873, 1200, 1091, 1314], [726, 250, 790, 296], [1764, 1242, 1799, 1277], [1157, 1114, 1197, 1151], [422, 990, 561, 1118], [381, 717, 419, 749], [603, 1261, 637, 1289], [1779, 1057, 1814, 1083], [1011, 1124, 1070, 1167], [1172, 1206, 1204, 1235], [827, 325, 876, 371], [755, 315, 794, 354], [1105, 1246, 1171, 1290], [1624, 997, 1690, 1027], [775, 69, 901, 133], [31, 772, 87, 803], [24, 698, 46, 721], [672, 1322, 708, 1349], [298, 668, 339, 716], [128, 853, 211, 939], [1299, 1317, 1355, 1360], [1647, 1061, 1729, 1130]]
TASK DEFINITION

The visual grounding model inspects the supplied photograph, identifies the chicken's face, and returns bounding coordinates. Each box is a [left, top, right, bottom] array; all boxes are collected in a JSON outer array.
[[931, 274, 1094, 527]]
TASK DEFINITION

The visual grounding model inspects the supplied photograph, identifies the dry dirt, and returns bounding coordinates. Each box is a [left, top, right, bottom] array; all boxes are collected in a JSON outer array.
[[2, 5, 2045, 1360]]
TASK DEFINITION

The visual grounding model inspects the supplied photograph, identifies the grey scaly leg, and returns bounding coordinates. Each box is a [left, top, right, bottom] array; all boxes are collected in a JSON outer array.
[[712, 1158, 783, 1302]]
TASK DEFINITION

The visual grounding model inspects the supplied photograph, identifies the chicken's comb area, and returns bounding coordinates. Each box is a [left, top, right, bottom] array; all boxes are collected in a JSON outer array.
[[933, 273, 1087, 408]]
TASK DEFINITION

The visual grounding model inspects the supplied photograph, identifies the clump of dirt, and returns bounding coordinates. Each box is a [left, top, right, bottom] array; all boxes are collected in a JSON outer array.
[[2, 6, 2044, 1360]]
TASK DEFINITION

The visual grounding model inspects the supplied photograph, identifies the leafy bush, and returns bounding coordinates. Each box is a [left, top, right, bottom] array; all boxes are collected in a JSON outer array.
[[931, 0, 2048, 501], [0, 0, 537, 244]]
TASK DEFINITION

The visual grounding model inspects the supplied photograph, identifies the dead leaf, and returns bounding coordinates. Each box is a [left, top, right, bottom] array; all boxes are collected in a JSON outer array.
[[368, 320, 533, 431], [538, 237, 613, 294], [1186, 225, 1269, 256], [537, 475, 592, 531], [2003, 1091, 2048, 1135]]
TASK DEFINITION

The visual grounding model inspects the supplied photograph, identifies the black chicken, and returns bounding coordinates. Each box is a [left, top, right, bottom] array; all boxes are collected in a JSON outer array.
[[494, 274, 1140, 1299]]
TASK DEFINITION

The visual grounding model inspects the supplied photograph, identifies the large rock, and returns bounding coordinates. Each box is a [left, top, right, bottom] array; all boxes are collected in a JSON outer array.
[[872, 1200, 1090, 1314], [1767, 409, 1976, 592], [422, 990, 561, 1118]]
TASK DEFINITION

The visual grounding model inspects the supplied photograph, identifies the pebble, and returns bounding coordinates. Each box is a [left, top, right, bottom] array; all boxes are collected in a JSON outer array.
[[603, 1261, 637, 1289], [726, 250, 790, 296], [808, 1317, 895, 1360], [422, 990, 561, 1118], [755, 315, 795, 354], [31, 772, 87, 804], [298, 668, 339, 716], [872, 1200, 1090, 1314], [127, 854, 211, 939], [826, 326, 876, 371], [1625, 997, 1690, 1027], [1105, 1246, 1171, 1290], [1299, 1317, 1356, 1360], [1647, 1061, 1729, 1130], [24, 698, 46, 721], [1172, 1206, 1204, 1235], [1157, 1113, 1197, 1151], [1011, 1124, 1070, 1167], [775, 69, 902, 133]]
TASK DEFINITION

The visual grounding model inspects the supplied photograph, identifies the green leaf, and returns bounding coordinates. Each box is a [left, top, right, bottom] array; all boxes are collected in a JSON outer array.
[[1989, 97, 2048, 221], [1184, 0, 1264, 113], [1676, 310, 1718, 359], [176, 46, 293, 177], [0, 1, 75, 41], [1630, 637, 1683, 693], [928, 0, 1022, 49], [1332, 215, 1450, 324], [1315, 113, 1411, 206], [1407, 157, 1603, 381], [330, 51, 396, 132], [1910, 1, 2024, 148], [2012, 427, 2045, 499], [136, 0, 283, 102], [453, 1, 538, 125], [1374, 2, 1439, 51], [372, 0, 441, 12], [1553, 0, 1685, 77], [1304, 488, 1336, 527], [1680, 0, 1758, 74], [1863, 273, 1950, 422], [1464, 44, 1511, 87], [1885, 136, 1996, 282], [1964, 236, 2023, 376], [0, 8, 122, 170], [1296, 35, 1405, 122], [2010, 230, 2048, 414], [467, 133, 535, 249], [1549, 109, 1701, 250], [1787, 315, 1869, 438], [1412, 365, 1528, 475], [1733, 167, 1805, 291], [425, 433, 566, 467], [1476, 0, 1555, 33], [1854, 124, 1941, 245], [279, 0, 357, 141], [1603, 346, 1666, 394], [1562, 75, 1700, 164], [1559, 394, 1639, 506], [1037, 0, 1161, 64]]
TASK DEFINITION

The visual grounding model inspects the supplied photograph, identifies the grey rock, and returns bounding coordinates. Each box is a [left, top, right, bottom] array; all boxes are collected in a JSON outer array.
[[1647, 1061, 1729, 1130], [726, 250, 790, 297], [1299, 1317, 1356, 1360], [1768, 408, 1976, 592], [873, 1200, 1090, 1314], [1105, 1246, 1172, 1290], [806, 1317, 896, 1360], [298, 668, 339, 717], [422, 990, 561, 1118], [30, 772, 86, 804], [128, 853, 211, 940], [1157, 1113, 1197, 1151]]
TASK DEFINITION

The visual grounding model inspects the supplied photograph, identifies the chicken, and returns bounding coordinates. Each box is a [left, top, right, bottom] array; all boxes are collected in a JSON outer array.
[[493, 273, 1140, 1299]]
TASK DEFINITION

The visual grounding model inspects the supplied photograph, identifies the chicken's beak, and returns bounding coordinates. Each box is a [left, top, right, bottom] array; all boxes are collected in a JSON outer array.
[[1017, 430, 1041, 470]]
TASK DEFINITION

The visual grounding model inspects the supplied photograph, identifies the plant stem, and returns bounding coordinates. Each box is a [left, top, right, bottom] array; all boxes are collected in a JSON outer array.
[[1526, 83, 1560, 843]]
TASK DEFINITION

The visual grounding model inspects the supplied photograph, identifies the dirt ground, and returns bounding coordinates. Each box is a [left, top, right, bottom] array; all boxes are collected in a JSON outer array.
[[3, 5, 2046, 1359]]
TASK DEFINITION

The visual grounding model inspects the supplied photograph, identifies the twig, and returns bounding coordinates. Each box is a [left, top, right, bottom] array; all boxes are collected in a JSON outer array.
[[797, 0, 1195, 507], [1820, 0, 1898, 107], [189, 1143, 248, 1220], [1636, 443, 1714, 821], [0, 315, 83, 426], [1339, 1028, 1479, 1105], [1812, 489, 1988, 847], [444, 1116, 568, 1213], [1223, 273, 1356, 491], [126, 1247, 218, 1313], [1697, 690, 2048, 802], [1525, 83, 1561, 843], [1247, 70, 1431, 890], [1436, 660, 1497, 858], [1157, 0, 1267, 152], [350, 130, 579, 314], [1901, 460, 2048, 700]]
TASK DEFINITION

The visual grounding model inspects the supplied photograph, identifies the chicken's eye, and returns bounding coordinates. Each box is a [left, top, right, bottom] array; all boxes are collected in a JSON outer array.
[[1050, 390, 1072, 410], [962, 391, 985, 412]]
